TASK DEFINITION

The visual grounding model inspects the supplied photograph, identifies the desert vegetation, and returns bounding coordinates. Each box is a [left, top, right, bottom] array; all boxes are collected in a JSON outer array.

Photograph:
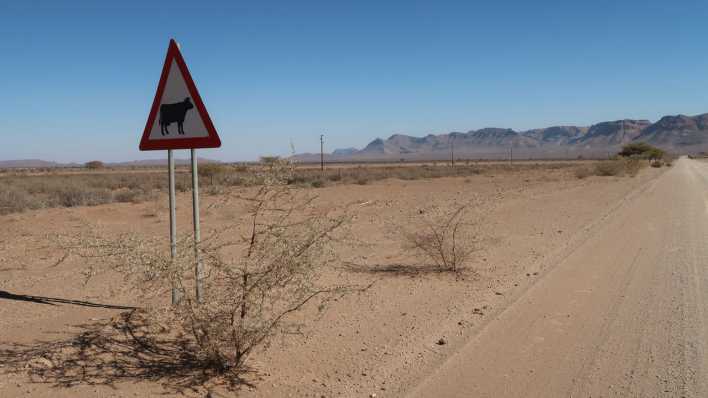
[[0, 161, 583, 215], [574, 158, 643, 178], [574, 143, 674, 179], [84, 161, 105, 170], [402, 205, 475, 274], [48, 160, 360, 383], [617, 142, 665, 160]]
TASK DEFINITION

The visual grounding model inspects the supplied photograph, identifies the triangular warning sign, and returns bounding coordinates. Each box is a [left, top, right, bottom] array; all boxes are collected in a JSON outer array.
[[139, 39, 221, 151]]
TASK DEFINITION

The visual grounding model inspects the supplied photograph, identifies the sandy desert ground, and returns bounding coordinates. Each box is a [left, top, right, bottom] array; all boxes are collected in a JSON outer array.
[[3, 159, 706, 397]]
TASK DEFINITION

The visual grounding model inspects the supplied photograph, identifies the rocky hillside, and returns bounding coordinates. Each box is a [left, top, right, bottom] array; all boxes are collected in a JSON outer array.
[[318, 113, 708, 160]]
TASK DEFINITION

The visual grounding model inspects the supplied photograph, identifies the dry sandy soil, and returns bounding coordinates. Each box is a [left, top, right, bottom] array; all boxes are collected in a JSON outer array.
[[3, 159, 703, 397]]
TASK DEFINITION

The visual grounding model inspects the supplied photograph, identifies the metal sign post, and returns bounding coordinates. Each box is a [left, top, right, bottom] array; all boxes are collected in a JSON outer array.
[[191, 148, 203, 303], [168, 149, 179, 304]]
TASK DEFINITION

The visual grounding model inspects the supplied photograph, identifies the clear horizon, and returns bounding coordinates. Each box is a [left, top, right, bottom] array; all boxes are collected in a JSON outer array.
[[2, 1, 708, 163]]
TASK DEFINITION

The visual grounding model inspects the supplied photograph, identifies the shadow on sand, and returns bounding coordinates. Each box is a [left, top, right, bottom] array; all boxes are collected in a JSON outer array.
[[0, 290, 137, 309], [0, 310, 253, 394], [341, 262, 476, 279]]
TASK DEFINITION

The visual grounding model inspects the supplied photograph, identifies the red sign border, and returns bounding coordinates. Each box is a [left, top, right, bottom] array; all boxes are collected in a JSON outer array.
[[139, 39, 221, 151]]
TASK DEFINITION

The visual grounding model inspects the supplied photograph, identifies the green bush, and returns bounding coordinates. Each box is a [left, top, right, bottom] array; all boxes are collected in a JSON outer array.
[[618, 143, 665, 160]]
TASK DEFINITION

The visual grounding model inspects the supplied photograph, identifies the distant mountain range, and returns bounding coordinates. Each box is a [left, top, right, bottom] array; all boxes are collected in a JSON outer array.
[[0, 159, 82, 168], [5, 112, 708, 167], [295, 112, 708, 161]]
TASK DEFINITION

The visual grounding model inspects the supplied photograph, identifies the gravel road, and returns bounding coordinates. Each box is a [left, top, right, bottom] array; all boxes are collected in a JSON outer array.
[[409, 157, 708, 397]]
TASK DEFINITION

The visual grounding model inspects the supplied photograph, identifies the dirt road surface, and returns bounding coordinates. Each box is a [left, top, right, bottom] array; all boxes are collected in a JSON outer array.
[[409, 157, 708, 397]]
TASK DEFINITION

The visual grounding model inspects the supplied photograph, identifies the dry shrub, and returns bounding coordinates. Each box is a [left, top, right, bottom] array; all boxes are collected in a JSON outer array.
[[625, 158, 642, 176], [310, 179, 326, 188], [57, 186, 113, 207], [403, 205, 474, 273], [0, 186, 42, 214], [198, 163, 229, 185], [355, 176, 369, 185], [0, 162, 576, 215], [233, 163, 249, 172], [0, 172, 177, 214], [593, 160, 625, 176], [327, 172, 342, 182], [574, 166, 593, 179], [85, 161, 105, 170], [57, 159, 354, 378], [113, 189, 155, 204]]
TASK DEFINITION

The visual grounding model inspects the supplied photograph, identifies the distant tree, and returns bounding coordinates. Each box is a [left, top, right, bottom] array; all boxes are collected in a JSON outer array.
[[85, 161, 105, 170], [618, 143, 664, 160], [259, 156, 280, 165], [198, 163, 228, 185]]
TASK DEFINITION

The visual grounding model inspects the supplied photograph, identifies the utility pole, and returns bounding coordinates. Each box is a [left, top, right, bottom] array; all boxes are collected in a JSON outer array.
[[450, 134, 455, 167], [320, 134, 324, 171], [509, 145, 513, 165]]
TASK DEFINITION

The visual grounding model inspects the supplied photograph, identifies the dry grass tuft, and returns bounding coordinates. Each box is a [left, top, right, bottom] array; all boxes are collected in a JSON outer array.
[[402, 205, 476, 274]]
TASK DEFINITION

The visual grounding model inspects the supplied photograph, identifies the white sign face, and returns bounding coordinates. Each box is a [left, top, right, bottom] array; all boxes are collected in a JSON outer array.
[[147, 60, 209, 140], [140, 39, 220, 151]]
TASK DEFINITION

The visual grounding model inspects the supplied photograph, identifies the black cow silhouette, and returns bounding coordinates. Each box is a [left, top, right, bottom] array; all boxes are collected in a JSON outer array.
[[159, 97, 194, 135]]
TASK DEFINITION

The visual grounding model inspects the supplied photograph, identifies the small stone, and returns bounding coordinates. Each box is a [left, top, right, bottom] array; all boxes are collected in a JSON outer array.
[[28, 358, 53, 369], [437, 338, 447, 346]]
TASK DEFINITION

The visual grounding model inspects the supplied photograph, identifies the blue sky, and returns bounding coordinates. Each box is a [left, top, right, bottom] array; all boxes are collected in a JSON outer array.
[[1, 0, 708, 162]]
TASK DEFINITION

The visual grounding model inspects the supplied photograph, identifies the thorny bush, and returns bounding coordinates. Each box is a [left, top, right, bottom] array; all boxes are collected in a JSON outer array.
[[402, 205, 476, 273], [57, 159, 353, 377]]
